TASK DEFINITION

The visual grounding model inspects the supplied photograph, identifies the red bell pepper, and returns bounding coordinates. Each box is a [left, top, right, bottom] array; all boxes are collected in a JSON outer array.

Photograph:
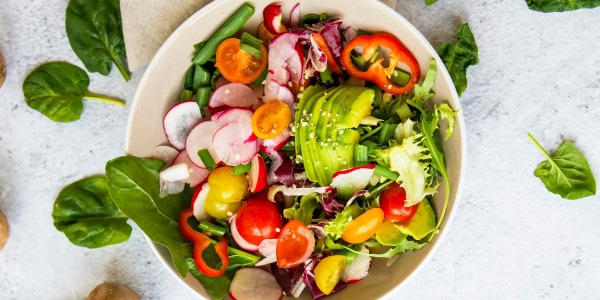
[[179, 209, 229, 277], [341, 33, 420, 95], [312, 33, 343, 74]]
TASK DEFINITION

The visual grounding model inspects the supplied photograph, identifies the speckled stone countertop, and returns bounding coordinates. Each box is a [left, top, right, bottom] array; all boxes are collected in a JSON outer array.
[[1, 0, 599, 299]]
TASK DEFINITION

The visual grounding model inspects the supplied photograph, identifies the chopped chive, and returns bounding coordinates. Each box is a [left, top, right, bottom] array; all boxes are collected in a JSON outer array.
[[390, 68, 411, 86], [301, 13, 321, 27], [180, 89, 193, 101], [319, 12, 328, 21], [198, 148, 216, 170], [241, 32, 264, 48], [192, 65, 210, 92], [359, 123, 384, 142], [374, 164, 399, 181], [368, 46, 381, 64], [210, 68, 221, 90], [320, 68, 333, 85], [395, 101, 413, 121], [372, 86, 383, 107], [194, 41, 207, 52], [252, 67, 268, 87], [379, 123, 398, 143], [350, 50, 369, 72], [232, 162, 252, 175], [354, 144, 369, 166], [196, 87, 211, 110], [183, 65, 195, 90], [199, 220, 226, 237], [240, 43, 262, 58], [192, 3, 255, 64]]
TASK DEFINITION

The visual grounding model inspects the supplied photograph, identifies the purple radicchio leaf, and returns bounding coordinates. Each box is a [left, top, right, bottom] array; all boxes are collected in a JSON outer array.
[[268, 151, 296, 186], [321, 190, 344, 218], [271, 263, 306, 296]]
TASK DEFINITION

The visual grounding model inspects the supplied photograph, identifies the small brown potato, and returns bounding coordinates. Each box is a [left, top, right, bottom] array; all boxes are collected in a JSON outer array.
[[87, 282, 141, 300], [0, 51, 5, 88], [0, 210, 8, 251]]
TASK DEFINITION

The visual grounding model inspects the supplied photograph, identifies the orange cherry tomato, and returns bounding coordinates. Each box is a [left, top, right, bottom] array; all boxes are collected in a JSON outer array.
[[257, 22, 287, 44], [251, 100, 292, 139], [215, 38, 267, 84], [276, 220, 315, 268], [342, 208, 385, 244]]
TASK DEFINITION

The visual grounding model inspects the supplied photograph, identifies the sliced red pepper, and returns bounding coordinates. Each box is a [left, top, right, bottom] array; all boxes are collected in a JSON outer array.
[[341, 33, 420, 95], [179, 209, 229, 277], [312, 33, 343, 74]]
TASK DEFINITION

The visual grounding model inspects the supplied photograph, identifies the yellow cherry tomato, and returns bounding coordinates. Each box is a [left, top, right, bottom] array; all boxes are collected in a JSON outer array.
[[204, 190, 242, 219], [314, 255, 346, 295], [207, 166, 248, 203], [342, 208, 384, 244], [251, 101, 292, 139]]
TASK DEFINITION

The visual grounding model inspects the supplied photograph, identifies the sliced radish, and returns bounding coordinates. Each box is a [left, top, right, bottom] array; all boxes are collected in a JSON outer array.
[[287, 43, 304, 85], [215, 76, 230, 89], [249, 155, 268, 193], [212, 107, 254, 126], [330, 164, 376, 199], [263, 80, 295, 108], [159, 163, 190, 182], [341, 246, 371, 284], [172, 150, 210, 187], [159, 180, 185, 198], [209, 83, 260, 108], [212, 121, 260, 166], [191, 183, 210, 220], [289, 3, 300, 28], [267, 151, 284, 185], [263, 3, 283, 35], [282, 186, 331, 196], [152, 145, 179, 166], [308, 34, 327, 72], [266, 66, 291, 86], [255, 238, 278, 266], [261, 128, 291, 155], [229, 267, 283, 300], [230, 215, 260, 252], [269, 33, 302, 72], [163, 101, 202, 150], [185, 121, 221, 168]]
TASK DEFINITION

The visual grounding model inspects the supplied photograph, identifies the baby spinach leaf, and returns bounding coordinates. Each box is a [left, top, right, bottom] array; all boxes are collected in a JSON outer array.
[[526, 0, 600, 12], [23, 62, 125, 122], [187, 258, 232, 300], [528, 134, 596, 199], [425, 0, 439, 5], [436, 23, 478, 96], [105, 156, 193, 277], [66, 0, 130, 81], [52, 176, 131, 248]]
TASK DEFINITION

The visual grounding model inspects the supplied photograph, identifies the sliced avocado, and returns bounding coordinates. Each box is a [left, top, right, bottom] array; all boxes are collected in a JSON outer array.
[[314, 87, 345, 181], [295, 85, 326, 157], [296, 90, 326, 181], [306, 89, 340, 185], [335, 87, 374, 129], [395, 198, 437, 240]]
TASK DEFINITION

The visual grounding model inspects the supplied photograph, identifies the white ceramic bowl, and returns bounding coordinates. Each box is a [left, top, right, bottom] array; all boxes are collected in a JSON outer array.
[[125, 0, 466, 299]]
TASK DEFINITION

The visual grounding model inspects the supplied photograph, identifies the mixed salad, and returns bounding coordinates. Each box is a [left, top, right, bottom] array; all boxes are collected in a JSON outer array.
[[156, 2, 457, 299]]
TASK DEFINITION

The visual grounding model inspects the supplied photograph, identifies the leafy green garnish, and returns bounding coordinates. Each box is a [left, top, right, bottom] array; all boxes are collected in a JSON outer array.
[[526, 0, 600, 12], [425, 0, 439, 5], [52, 176, 131, 248], [328, 236, 425, 258], [323, 205, 359, 240], [436, 23, 478, 96], [105, 156, 193, 277], [528, 134, 596, 199], [65, 0, 129, 80], [283, 193, 321, 225], [23, 62, 125, 122]]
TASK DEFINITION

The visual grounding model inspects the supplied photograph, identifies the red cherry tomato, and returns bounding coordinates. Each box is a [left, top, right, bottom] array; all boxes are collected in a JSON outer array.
[[235, 196, 283, 246], [276, 220, 315, 268], [380, 182, 418, 223]]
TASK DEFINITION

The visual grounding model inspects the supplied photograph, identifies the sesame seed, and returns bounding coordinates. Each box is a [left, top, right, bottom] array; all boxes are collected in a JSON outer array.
[[224, 89, 231, 94]]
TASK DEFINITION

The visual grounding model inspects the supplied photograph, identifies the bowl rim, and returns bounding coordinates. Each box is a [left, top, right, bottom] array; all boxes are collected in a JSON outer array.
[[125, 0, 467, 298]]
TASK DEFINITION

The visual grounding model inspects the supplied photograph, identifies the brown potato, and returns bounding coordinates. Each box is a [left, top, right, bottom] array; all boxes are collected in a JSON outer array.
[[0, 51, 5, 88], [87, 282, 140, 300], [0, 210, 8, 251]]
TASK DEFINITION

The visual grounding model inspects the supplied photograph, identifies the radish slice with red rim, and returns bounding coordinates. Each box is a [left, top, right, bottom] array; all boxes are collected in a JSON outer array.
[[263, 80, 295, 110], [261, 128, 291, 155], [191, 183, 210, 221], [163, 101, 202, 150], [159, 163, 190, 182], [255, 238, 278, 266], [289, 3, 300, 28], [266, 66, 291, 86], [229, 267, 283, 300], [209, 83, 260, 108], [185, 121, 221, 168], [342, 246, 371, 284], [230, 215, 260, 252], [330, 164, 376, 199], [172, 150, 210, 187], [212, 107, 253, 126], [249, 155, 268, 193], [212, 121, 259, 166], [263, 3, 283, 34]]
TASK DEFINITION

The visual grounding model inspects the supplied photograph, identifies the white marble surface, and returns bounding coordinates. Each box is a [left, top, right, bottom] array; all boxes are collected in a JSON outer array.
[[1, 0, 600, 299]]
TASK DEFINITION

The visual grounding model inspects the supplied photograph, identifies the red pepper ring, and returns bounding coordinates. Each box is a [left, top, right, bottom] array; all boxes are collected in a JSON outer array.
[[179, 209, 229, 277], [341, 33, 420, 95]]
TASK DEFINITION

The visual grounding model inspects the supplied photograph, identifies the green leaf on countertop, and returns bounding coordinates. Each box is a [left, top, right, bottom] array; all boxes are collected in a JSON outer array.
[[105, 156, 193, 277], [436, 23, 478, 96], [52, 176, 131, 248], [425, 0, 439, 5], [66, 0, 130, 81], [528, 134, 596, 200], [526, 0, 600, 12], [23, 62, 124, 122]]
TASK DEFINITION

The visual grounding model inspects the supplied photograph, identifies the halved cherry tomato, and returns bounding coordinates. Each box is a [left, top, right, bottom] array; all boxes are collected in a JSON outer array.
[[204, 191, 242, 220], [277, 220, 315, 268], [251, 100, 292, 139], [342, 208, 384, 244], [380, 182, 418, 223], [216, 38, 267, 84], [314, 255, 346, 295], [235, 196, 283, 246], [207, 166, 248, 203], [257, 22, 287, 44]]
